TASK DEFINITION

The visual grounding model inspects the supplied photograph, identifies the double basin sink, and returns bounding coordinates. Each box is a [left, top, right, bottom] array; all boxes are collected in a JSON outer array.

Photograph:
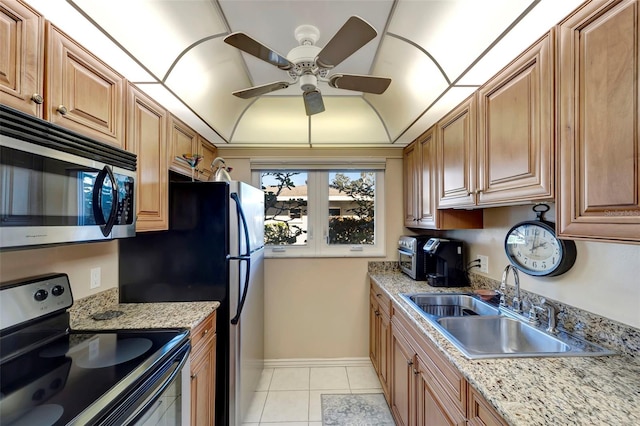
[[399, 293, 615, 359]]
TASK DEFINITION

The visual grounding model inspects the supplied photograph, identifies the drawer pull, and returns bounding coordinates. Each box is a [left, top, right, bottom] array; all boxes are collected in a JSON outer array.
[[57, 105, 68, 115], [31, 93, 44, 104], [202, 329, 209, 336]]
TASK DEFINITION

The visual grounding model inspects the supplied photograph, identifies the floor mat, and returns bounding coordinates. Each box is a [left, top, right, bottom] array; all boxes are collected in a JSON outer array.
[[321, 393, 395, 426]]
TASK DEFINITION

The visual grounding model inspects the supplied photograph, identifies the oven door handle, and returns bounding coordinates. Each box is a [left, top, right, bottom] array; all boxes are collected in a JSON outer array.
[[119, 344, 191, 425]]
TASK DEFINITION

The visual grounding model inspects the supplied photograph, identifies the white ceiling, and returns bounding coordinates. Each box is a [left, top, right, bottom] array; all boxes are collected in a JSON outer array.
[[27, 0, 585, 148]]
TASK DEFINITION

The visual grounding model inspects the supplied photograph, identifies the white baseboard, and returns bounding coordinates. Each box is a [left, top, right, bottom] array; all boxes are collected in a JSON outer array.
[[264, 357, 372, 369]]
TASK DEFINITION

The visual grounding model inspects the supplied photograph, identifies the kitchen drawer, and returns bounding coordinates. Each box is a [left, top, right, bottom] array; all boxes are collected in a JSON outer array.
[[191, 311, 216, 351], [370, 280, 392, 317]]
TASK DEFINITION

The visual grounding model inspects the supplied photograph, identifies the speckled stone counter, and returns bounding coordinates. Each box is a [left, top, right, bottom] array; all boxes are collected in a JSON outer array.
[[369, 270, 640, 426], [70, 287, 219, 331]]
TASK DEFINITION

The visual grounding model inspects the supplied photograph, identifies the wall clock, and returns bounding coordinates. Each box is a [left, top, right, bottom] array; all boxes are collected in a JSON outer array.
[[504, 204, 577, 277]]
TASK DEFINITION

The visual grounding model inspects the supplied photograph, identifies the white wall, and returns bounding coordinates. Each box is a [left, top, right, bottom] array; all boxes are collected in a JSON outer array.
[[446, 204, 640, 329], [0, 241, 119, 299]]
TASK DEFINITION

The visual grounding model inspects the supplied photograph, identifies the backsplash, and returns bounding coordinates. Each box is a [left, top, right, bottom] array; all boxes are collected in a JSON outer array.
[[368, 261, 639, 357]]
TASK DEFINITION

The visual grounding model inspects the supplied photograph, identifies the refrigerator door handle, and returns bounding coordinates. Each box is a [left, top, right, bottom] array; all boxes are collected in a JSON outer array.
[[229, 192, 252, 325]]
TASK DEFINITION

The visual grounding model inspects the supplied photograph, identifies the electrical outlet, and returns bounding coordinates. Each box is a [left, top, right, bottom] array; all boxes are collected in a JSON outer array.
[[476, 255, 489, 274], [90, 267, 101, 289]]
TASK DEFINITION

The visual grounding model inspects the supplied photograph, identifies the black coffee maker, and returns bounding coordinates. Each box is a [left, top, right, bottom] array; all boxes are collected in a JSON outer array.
[[423, 238, 467, 287]]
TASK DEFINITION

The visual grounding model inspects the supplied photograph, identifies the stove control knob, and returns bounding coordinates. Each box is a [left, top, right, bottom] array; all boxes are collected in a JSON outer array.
[[51, 285, 65, 297], [34, 289, 48, 302]]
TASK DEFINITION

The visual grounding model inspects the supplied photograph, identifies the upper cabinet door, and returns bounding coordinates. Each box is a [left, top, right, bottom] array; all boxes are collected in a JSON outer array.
[[0, 0, 44, 117], [168, 114, 199, 178], [45, 23, 125, 148], [558, 0, 640, 243], [196, 137, 217, 181], [403, 141, 419, 226], [437, 95, 477, 209], [418, 128, 437, 228], [126, 84, 168, 232], [477, 31, 554, 206]]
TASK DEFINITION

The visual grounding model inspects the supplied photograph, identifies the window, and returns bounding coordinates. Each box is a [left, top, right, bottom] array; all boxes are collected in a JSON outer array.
[[254, 163, 385, 257]]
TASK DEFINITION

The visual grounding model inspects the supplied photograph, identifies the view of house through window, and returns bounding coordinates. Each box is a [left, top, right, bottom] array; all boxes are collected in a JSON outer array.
[[259, 170, 378, 252], [262, 171, 309, 246], [327, 171, 375, 245]]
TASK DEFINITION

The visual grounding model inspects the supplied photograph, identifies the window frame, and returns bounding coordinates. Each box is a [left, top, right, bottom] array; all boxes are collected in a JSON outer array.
[[253, 169, 386, 258]]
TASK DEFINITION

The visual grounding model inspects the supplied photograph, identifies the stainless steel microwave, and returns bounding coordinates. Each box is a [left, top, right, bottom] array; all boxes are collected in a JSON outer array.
[[0, 105, 136, 250]]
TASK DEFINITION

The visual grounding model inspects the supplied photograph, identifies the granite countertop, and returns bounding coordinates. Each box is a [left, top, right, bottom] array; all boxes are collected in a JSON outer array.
[[369, 271, 640, 426], [70, 288, 219, 332]]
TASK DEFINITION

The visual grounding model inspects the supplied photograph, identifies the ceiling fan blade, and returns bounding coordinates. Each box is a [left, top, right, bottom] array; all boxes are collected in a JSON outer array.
[[328, 74, 391, 94], [232, 81, 290, 99], [303, 90, 325, 116], [316, 16, 377, 69], [224, 32, 294, 70]]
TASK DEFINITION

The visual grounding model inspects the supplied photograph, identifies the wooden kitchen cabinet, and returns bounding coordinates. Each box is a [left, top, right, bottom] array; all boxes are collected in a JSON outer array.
[[403, 127, 483, 230], [381, 300, 506, 426], [0, 0, 44, 117], [196, 137, 218, 181], [403, 140, 420, 226], [168, 114, 200, 178], [45, 23, 126, 148], [390, 316, 416, 426], [369, 281, 391, 401], [190, 311, 217, 426], [391, 307, 466, 426], [436, 95, 478, 209], [168, 114, 218, 181], [557, 0, 640, 243], [467, 385, 508, 426], [126, 83, 168, 232], [476, 31, 555, 206]]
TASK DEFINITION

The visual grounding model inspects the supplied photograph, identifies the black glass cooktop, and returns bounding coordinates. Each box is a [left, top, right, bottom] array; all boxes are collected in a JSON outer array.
[[0, 329, 187, 426]]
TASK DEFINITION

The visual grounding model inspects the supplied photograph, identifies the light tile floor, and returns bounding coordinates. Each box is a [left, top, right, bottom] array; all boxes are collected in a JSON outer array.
[[242, 363, 384, 425]]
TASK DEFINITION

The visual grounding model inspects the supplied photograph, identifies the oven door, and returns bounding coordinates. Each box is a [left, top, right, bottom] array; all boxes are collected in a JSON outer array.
[[97, 342, 191, 426], [398, 248, 417, 279], [0, 137, 135, 249]]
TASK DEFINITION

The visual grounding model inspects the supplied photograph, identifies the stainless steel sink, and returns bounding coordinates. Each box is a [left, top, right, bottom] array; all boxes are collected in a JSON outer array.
[[400, 293, 500, 319], [436, 316, 571, 359], [399, 292, 616, 359]]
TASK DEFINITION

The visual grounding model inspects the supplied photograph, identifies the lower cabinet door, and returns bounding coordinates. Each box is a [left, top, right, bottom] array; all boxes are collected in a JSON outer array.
[[391, 324, 415, 426], [190, 334, 216, 426]]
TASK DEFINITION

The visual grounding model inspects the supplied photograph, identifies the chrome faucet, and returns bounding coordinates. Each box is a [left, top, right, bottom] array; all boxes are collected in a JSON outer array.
[[500, 265, 522, 313]]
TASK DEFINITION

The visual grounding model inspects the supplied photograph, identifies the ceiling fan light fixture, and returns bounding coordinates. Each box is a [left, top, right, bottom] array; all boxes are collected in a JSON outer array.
[[299, 74, 318, 92]]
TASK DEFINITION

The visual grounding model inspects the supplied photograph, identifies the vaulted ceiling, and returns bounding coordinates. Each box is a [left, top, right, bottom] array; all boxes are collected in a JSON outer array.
[[28, 0, 584, 148]]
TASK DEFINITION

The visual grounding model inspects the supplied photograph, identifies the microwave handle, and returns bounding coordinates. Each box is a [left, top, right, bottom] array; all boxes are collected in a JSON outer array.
[[92, 165, 119, 237]]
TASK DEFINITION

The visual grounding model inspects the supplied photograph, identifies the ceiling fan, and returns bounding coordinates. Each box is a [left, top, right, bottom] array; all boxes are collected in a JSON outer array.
[[223, 16, 392, 116]]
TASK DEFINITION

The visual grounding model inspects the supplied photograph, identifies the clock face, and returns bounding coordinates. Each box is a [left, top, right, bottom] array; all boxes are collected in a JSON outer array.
[[505, 222, 562, 275]]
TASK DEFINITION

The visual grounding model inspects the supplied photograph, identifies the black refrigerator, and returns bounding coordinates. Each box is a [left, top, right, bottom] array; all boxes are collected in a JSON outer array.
[[119, 180, 265, 426]]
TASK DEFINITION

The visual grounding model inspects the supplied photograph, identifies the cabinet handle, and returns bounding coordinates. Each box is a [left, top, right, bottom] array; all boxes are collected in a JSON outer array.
[[413, 368, 419, 375], [407, 359, 413, 366], [191, 374, 197, 380], [375, 310, 380, 317], [202, 329, 209, 337], [57, 105, 68, 115], [31, 94, 44, 104], [376, 293, 382, 297], [474, 189, 483, 195]]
